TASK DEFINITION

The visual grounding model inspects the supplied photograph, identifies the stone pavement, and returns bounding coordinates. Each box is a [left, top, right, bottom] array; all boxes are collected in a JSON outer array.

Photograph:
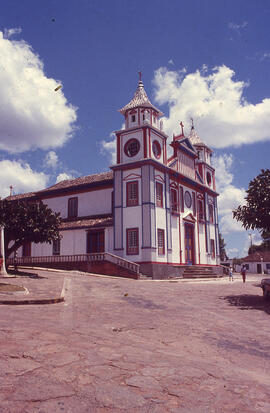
[[0, 269, 270, 412]]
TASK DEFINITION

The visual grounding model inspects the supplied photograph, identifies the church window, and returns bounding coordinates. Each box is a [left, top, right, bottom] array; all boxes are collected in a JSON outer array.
[[184, 191, 192, 209], [198, 200, 204, 221], [158, 229, 165, 255], [127, 228, 139, 255], [207, 172, 212, 186], [170, 188, 179, 213], [152, 140, 161, 159], [209, 204, 214, 223], [127, 181, 139, 206], [52, 239, 60, 256], [210, 239, 215, 259], [156, 182, 163, 207], [68, 197, 78, 218], [124, 139, 140, 157]]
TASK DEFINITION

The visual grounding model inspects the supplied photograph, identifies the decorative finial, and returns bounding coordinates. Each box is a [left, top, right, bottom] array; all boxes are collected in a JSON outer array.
[[191, 117, 194, 130], [9, 185, 13, 196], [138, 71, 142, 82], [179, 121, 184, 135]]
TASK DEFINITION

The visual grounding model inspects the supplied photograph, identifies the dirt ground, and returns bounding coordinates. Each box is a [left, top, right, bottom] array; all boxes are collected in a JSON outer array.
[[0, 270, 270, 412]]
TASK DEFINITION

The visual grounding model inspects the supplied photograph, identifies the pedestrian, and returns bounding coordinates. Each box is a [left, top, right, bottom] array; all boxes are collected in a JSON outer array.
[[229, 266, 233, 281], [241, 266, 246, 283]]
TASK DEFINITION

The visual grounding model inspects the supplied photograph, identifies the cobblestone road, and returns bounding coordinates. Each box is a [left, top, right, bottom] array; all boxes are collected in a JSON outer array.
[[0, 270, 270, 412]]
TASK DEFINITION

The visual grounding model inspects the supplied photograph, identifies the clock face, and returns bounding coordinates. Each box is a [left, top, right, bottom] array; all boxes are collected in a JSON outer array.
[[184, 191, 192, 209], [152, 140, 161, 159], [124, 138, 140, 157]]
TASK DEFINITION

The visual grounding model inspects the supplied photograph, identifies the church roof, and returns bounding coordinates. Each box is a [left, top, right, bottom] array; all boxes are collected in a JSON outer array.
[[5, 171, 113, 201], [119, 79, 163, 116], [188, 125, 213, 153], [60, 214, 113, 230]]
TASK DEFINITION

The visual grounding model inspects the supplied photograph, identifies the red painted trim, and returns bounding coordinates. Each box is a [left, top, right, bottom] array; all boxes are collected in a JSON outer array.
[[180, 186, 184, 212], [192, 192, 196, 216], [138, 107, 140, 126], [123, 173, 141, 181], [155, 174, 165, 183], [143, 128, 147, 158], [116, 133, 121, 164]]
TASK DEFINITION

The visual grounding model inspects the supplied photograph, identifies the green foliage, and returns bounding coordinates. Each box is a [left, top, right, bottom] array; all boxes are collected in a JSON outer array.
[[219, 232, 228, 261], [233, 169, 270, 233], [248, 231, 270, 255], [0, 200, 61, 259]]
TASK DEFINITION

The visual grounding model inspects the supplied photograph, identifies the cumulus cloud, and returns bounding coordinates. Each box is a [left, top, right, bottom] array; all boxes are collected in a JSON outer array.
[[3, 27, 22, 39], [100, 131, 120, 164], [228, 21, 248, 31], [153, 65, 270, 148], [0, 160, 49, 198], [44, 151, 58, 169], [0, 30, 77, 153], [56, 172, 75, 183], [212, 154, 246, 234]]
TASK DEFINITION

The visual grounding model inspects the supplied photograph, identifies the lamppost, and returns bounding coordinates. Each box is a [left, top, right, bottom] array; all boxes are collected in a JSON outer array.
[[0, 226, 8, 277]]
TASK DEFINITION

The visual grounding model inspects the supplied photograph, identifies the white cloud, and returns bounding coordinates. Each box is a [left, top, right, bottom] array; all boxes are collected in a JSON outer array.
[[0, 160, 49, 198], [212, 154, 246, 235], [0, 30, 77, 153], [44, 151, 58, 169], [168, 59, 174, 65], [153, 65, 270, 148], [228, 21, 248, 31], [3, 27, 22, 39], [56, 172, 75, 183], [100, 130, 120, 164]]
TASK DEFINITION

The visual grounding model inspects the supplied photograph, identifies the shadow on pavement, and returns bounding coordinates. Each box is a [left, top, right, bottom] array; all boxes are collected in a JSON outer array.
[[221, 294, 270, 314], [7, 270, 45, 279]]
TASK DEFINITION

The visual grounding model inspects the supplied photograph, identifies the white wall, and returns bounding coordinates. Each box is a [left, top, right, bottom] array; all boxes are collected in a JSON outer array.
[[43, 187, 113, 218]]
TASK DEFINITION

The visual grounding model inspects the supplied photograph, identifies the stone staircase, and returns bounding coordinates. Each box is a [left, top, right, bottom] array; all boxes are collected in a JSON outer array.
[[182, 265, 223, 279]]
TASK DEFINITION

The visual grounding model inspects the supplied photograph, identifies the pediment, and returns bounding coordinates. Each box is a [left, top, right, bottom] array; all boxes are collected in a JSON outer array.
[[183, 212, 196, 223]]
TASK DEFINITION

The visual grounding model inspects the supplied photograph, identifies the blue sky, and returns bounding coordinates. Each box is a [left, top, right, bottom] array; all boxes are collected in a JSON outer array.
[[1, 0, 270, 258]]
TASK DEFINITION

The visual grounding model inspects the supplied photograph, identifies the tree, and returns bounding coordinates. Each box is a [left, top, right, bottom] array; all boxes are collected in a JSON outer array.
[[233, 169, 270, 234], [0, 200, 61, 260], [219, 232, 228, 261]]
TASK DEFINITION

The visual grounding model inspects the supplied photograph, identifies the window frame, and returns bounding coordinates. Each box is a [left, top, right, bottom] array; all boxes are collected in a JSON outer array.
[[157, 229, 165, 255], [198, 200, 204, 221], [68, 197, 78, 218], [126, 228, 139, 255], [170, 188, 179, 214], [124, 138, 140, 158], [210, 239, 215, 259], [209, 204, 214, 224], [126, 181, 139, 207], [156, 182, 163, 208]]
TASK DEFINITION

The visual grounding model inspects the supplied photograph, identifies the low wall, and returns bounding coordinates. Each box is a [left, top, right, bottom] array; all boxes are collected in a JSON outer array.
[[10, 260, 139, 280]]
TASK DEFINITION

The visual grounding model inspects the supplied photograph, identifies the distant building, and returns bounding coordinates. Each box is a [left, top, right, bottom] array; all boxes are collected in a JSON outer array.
[[236, 251, 270, 274], [7, 78, 221, 278]]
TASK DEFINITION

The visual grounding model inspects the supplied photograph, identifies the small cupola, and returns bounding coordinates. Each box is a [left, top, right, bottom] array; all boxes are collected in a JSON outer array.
[[119, 73, 163, 130]]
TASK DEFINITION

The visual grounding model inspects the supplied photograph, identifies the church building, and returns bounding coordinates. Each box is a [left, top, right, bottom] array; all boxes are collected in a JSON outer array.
[[7, 77, 221, 279]]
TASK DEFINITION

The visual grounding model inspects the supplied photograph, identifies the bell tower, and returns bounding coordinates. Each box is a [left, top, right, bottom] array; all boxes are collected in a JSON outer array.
[[115, 74, 168, 166]]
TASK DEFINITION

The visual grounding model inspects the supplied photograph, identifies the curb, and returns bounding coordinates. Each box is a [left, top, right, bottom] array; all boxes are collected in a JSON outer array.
[[0, 296, 64, 305]]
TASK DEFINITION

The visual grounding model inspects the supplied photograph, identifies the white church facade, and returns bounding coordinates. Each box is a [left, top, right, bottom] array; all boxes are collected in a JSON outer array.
[[8, 78, 221, 279]]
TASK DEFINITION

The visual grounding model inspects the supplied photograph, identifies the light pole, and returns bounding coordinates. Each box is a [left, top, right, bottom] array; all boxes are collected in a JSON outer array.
[[0, 226, 8, 277]]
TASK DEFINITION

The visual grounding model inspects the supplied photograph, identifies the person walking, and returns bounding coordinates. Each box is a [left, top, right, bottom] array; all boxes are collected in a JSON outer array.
[[241, 266, 246, 283], [229, 266, 234, 281]]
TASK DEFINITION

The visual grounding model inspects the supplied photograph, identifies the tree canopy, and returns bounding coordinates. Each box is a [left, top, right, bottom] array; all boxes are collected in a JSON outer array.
[[219, 232, 228, 261], [0, 199, 61, 259], [233, 169, 270, 234]]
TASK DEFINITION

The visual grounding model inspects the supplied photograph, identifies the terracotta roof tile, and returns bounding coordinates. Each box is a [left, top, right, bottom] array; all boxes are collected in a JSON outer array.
[[242, 251, 270, 262], [60, 215, 113, 230], [4, 171, 113, 201]]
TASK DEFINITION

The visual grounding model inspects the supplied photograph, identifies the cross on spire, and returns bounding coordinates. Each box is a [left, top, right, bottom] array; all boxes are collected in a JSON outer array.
[[191, 117, 194, 130], [9, 185, 13, 196], [179, 121, 184, 135], [138, 71, 142, 81]]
